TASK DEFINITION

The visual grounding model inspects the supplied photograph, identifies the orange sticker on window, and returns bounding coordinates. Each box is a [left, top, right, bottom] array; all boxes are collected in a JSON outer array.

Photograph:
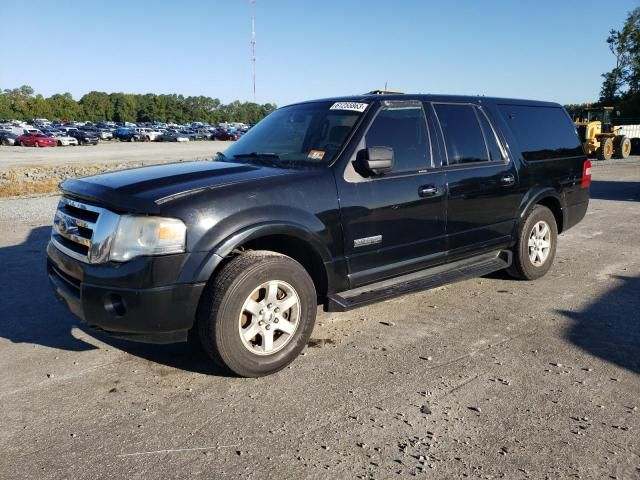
[[308, 150, 325, 160]]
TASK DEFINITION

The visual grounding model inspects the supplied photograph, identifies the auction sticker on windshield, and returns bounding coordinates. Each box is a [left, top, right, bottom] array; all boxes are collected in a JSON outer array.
[[330, 102, 368, 112], [308, 150, 325, 160]]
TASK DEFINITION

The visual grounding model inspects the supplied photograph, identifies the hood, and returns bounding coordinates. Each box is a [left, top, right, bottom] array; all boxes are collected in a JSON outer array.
[[59, 160, 297, 214]]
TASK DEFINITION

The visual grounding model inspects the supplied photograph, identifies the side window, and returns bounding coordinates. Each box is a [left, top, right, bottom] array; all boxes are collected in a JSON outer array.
[[477, 109, 505, 162], [365, 104, 430, 173], [498, 105, 583, 161], [434, 103, 488, 165]]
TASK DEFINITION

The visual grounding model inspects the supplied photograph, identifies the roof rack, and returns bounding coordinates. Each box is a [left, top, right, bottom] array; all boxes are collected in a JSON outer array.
[[366, 89, 404, 95]]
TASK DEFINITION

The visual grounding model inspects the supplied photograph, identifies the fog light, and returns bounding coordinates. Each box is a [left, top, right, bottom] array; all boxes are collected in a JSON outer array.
[[104, 293, 126, 317]]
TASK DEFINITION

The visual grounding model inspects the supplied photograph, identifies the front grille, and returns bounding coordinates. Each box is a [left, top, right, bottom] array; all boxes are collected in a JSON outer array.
[[51, 197, 120, 263]]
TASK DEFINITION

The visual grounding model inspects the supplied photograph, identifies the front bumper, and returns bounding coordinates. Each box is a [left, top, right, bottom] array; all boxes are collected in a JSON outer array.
[[47, 242, 205, 343]]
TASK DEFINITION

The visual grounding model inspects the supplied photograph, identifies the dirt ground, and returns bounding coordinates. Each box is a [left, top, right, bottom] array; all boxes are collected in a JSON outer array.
[[0, 160, 638, 479], [0, 141, 236, 197], [0, 141, 233, 171]]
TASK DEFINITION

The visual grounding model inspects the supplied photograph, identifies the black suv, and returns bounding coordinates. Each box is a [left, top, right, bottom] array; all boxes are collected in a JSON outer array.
[[68, 129, 99, 146], [47, 94, 590, 376]]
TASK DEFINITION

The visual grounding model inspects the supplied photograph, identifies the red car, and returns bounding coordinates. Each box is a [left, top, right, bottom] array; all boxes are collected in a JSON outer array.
[[17, 132, 57, 147], [214, 130, 240, 141]]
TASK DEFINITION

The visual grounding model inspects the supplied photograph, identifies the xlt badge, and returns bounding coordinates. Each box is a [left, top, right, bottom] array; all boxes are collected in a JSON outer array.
[[354, 235, 382, 248]]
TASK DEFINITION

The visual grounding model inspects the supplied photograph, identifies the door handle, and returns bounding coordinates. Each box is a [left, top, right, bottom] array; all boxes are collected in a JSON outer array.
[[500, 174, 515, 186], [418, 185, 440, 197]]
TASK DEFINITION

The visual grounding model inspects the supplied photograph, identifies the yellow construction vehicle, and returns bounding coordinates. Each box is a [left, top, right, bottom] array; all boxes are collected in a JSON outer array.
[[574, 106, 631, 160]]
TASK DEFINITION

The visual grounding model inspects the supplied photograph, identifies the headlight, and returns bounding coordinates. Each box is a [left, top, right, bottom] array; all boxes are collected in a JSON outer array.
[[110, 216, 187, 262]]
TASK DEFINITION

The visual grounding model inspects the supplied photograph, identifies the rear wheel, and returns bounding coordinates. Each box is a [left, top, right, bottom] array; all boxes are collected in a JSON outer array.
[[597, 137, 614, 160], [507, 205, 557, 280], [195, 251, 317, 377], [614, 136, 631, 159]]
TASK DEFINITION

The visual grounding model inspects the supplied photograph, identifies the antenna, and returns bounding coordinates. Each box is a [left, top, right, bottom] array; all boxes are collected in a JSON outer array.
[[250, 0, 256, 102]]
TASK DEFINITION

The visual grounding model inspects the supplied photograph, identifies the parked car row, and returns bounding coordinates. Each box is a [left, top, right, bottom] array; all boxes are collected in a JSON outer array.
[[0, 118, 250, 147]]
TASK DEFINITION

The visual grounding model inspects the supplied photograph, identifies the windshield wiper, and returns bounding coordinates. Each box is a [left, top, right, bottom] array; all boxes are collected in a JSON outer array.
[[233, 152, 280, 160], [232, 152, 283, 168]]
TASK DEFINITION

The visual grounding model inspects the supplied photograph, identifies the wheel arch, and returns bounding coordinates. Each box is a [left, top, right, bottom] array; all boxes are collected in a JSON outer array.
[[518, 189, 565, 233], [184, 223, 332, 301]]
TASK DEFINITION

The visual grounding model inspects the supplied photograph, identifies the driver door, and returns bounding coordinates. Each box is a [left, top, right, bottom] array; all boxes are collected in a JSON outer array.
[[335, 101, 448, 287]]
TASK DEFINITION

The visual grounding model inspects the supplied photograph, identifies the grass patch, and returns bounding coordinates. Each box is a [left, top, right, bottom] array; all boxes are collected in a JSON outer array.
[[0, 178, 61, 197]]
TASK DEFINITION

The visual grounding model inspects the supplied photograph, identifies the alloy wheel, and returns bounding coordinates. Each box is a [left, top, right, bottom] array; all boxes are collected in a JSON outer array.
[[238, 280, 300, 355], [528, 220, 551, 266]]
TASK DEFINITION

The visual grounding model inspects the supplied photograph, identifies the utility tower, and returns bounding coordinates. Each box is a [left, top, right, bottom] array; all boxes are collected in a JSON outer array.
[[250, 0, 256, 102]]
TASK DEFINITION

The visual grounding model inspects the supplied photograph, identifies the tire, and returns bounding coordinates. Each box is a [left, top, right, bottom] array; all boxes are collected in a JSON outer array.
[[195, 251, 317, 377], [35, 142, 40, 148], [507, 205, 557, 281], [58, 141, 63, 146], [614, 136, 631, 159], [597, 137, 614, 160]]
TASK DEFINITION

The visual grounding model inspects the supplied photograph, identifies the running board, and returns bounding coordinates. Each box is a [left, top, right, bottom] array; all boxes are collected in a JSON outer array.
[[326, 250, 511, 312]]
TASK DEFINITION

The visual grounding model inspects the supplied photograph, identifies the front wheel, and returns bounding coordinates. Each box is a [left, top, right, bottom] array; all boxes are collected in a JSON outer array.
[[195, 251, 317, 377], [598, 137, 614, 160], [507, 205, 557, 280]]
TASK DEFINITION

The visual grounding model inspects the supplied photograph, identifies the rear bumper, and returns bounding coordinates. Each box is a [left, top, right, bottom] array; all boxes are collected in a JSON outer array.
[[563, 199, 589, 232], [47, 242, 205, 343]]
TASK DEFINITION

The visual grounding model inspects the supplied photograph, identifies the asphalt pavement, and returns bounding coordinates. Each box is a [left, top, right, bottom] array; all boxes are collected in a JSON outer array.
[[0, 160, 639, 479]]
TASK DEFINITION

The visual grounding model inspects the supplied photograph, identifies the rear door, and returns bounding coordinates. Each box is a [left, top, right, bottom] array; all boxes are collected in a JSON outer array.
[[335, 100, 447, 287], [431, 102, 522, 259]]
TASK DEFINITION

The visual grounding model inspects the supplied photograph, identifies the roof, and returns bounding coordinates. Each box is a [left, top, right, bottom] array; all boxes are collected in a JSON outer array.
[[287, 93, 560, 108]]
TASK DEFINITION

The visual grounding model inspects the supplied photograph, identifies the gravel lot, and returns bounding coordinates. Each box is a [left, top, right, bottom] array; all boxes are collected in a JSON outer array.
[[0, 141, 234, 171], [0, 160, 639, 479]]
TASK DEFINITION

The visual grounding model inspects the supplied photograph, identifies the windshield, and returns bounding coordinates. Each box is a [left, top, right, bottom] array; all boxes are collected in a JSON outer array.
[[223, 101, 367, 167]]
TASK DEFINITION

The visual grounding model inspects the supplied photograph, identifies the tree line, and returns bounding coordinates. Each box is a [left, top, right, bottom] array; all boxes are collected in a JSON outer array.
[[0, 86, 277, 124], [567, 7, 640, 121]]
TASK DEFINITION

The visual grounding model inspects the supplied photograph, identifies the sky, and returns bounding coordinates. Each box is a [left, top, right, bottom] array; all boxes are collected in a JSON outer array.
[[1, 0, 637, 107]]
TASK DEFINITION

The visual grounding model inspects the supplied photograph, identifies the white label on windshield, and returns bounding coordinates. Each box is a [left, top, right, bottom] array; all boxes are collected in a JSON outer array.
[[330, 102, 368, 113]]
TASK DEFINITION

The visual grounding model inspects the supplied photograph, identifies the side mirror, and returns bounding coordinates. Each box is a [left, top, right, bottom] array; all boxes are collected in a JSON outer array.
[[354, 147, 394, 176]]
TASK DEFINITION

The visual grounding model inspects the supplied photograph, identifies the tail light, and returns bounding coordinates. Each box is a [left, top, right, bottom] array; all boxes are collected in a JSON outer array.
[[581, 160, 592, 188]]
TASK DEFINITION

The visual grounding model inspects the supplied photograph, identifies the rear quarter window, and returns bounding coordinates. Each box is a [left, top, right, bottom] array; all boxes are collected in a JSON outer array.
[[498, 105, 583, 161]]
